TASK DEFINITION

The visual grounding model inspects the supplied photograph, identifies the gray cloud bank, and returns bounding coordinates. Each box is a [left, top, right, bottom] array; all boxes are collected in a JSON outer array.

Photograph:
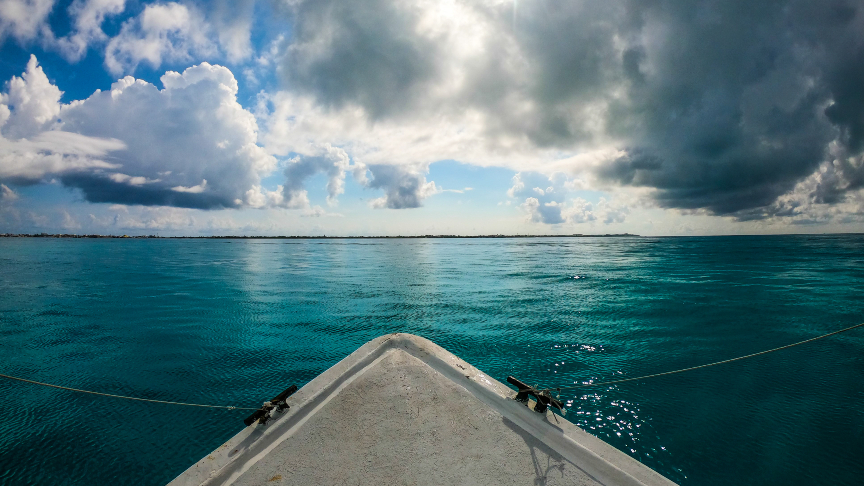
[[4, 0, 864, 224], [282, 148, 438, 210], [278, 0, 864, 220]]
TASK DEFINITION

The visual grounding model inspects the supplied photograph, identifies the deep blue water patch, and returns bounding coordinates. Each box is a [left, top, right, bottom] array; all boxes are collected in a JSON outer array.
[[0, 236, 863, 485]]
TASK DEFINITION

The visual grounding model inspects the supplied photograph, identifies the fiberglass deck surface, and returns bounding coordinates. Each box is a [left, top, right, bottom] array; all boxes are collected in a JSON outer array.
[[170, 334, 677, 486], [234, 349, 600, 486]]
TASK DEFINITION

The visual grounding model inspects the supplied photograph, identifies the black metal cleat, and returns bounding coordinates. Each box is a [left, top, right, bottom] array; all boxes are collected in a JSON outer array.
[[243, 384, 298, 426], [506, 376, 564, 415], [507, 376, 533, 403], [533, 391, 553, 414]]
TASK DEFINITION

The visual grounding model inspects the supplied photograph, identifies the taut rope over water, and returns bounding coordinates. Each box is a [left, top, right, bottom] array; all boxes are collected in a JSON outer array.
[[0, 373, 258, 410], [544, 322, 864, 393], [2, 323, 861, 411]]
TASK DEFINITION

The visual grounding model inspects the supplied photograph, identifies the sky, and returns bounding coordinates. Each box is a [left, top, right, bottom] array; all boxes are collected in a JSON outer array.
[[1, 0, 864, 236]]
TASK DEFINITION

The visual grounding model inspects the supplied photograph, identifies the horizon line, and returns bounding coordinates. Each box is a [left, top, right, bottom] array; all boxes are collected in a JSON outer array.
[[3, 232, 864, 239]]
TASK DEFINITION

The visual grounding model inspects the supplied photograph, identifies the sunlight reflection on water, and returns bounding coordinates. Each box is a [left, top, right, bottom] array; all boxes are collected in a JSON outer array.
[[0, 235, 863, 485]]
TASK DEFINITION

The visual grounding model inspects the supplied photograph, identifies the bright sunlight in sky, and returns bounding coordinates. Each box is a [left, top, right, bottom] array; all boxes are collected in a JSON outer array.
[[2, 0, 864, 235]]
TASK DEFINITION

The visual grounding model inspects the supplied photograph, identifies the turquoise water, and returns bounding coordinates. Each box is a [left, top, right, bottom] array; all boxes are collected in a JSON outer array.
[[0, 236, 863, 485]]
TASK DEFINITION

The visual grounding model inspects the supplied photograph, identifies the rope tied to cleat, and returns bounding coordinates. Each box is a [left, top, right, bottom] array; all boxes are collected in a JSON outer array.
[[0, 370, 298, 426], [507, 376, 566, 415], [5, 323, 860, 420], [242, 385, 298, 426], [507, 322, 864, 406]]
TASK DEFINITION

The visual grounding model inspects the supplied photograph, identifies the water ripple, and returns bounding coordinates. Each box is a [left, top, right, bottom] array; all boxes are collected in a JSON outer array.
[[0, 236, 863, 485]]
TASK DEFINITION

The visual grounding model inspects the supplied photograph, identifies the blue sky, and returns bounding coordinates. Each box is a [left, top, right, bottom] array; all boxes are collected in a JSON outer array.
[[2, 0, 864, 236]]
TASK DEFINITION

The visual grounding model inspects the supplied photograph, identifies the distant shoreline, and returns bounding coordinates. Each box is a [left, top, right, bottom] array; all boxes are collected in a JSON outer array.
[[4, 233, 861, 239], [0, 233, 640, 239]]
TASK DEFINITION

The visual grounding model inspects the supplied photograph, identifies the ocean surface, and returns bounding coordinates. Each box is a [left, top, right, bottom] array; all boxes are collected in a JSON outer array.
[[0, 235, 862, 485]]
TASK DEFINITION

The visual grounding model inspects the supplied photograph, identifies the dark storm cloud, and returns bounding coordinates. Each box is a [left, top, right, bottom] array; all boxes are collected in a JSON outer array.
[[61, 173, 237, 209], [808, 155, 864, 205], [597, 0, 859, 217], [281, 0, 440, 120], [824, 47, 864, 153], [507, 2, 623, 146], [278, 0, 864, 219]]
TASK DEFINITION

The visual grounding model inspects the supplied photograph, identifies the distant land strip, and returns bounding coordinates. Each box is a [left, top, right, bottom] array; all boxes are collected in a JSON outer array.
[[0, 233, 639, 239]]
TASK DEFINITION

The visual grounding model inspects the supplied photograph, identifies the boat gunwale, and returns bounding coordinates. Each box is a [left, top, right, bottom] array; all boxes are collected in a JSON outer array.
[[168, 333, 677, 486]]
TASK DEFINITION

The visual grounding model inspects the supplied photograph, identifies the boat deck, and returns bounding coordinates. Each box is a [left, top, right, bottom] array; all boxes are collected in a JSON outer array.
[[169, 334, 677, 486]]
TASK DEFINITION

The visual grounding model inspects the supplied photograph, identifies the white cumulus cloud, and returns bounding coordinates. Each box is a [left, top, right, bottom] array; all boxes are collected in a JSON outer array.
[[0, 0, 55, 44], [2, 54, 62, 140], [53, 0, 126, 61], [102, 0, 258, 75], [0, 56, 126, 181], [0, 56, 275, 210], [510, 171, 629, 225], [104, 2, 216, 75]]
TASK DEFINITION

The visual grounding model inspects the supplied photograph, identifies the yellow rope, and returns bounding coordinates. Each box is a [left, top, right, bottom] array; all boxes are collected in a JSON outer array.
[[0, 373, 258, 410], [547, 322, 864, 392]]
